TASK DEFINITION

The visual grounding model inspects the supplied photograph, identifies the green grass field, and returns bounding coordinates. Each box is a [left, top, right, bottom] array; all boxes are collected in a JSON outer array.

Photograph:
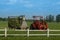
[[0, 21, 8, 28], [0, 21, 60, 40]]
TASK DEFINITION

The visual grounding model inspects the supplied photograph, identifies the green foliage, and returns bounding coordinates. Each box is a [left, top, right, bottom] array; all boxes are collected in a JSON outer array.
[[56, 14, 60, 22], [0, 17, 8, 21]]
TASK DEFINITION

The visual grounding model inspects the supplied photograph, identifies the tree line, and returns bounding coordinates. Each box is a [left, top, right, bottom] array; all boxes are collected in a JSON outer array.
[[0, 17, 8, 21], [0, 14, 60, 22], [45, 14, 60, 22]]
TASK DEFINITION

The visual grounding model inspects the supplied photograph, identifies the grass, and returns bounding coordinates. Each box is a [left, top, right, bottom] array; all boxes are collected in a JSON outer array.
[[48, 22, 60, 29], [0, 36, 60, 40], [0, 21, 8, 28], [0, 21, 60, 40]]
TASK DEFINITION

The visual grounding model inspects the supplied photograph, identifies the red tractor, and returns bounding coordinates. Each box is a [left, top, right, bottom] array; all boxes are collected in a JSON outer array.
[[30, 16, 48, 30]]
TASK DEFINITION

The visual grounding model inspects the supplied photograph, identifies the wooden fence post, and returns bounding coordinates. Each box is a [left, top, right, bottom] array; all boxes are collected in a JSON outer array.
[[27, 29, 29, 37], [5, 28, 7, 37], [47, 28, 49, 37]]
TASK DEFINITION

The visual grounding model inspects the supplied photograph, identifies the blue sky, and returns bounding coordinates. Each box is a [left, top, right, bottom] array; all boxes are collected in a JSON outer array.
[[0, 0, 60, 18]]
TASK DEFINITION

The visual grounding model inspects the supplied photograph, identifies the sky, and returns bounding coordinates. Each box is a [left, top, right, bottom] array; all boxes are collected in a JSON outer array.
[[0, 0, 60, 18]]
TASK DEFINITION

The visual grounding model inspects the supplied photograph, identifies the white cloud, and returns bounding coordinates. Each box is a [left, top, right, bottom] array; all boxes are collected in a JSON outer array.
[[7, 0, 17, 5], [0, 0, 17, 5], [20, 0, 29, 4], [0, 0, 34, 8], [19, 0, 33, 8], [56, 2, 60, 4], [52, 2, 60, 5], [24, 4, 33, 8]]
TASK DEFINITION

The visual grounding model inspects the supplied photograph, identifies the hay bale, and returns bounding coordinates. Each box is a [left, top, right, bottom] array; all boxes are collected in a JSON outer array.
[[8, 16, 21, 29], [8, 15, 26, 29]]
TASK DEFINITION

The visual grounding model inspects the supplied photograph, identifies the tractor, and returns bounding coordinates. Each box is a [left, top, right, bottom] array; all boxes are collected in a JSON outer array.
[[30, 16, 48, 30]]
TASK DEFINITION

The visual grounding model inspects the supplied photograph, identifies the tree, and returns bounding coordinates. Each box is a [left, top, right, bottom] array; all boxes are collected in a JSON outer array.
[[0, 17, 3, 21], [46, 15, 54, 22], [0, 17, 8, 21], [56, 14, 60, 22], [2, 18, 7, 21], [45, 16, 49, 22]]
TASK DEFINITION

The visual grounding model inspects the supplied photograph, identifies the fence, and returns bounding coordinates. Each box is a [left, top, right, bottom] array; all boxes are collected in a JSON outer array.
[[0, 28, 60, 37]]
